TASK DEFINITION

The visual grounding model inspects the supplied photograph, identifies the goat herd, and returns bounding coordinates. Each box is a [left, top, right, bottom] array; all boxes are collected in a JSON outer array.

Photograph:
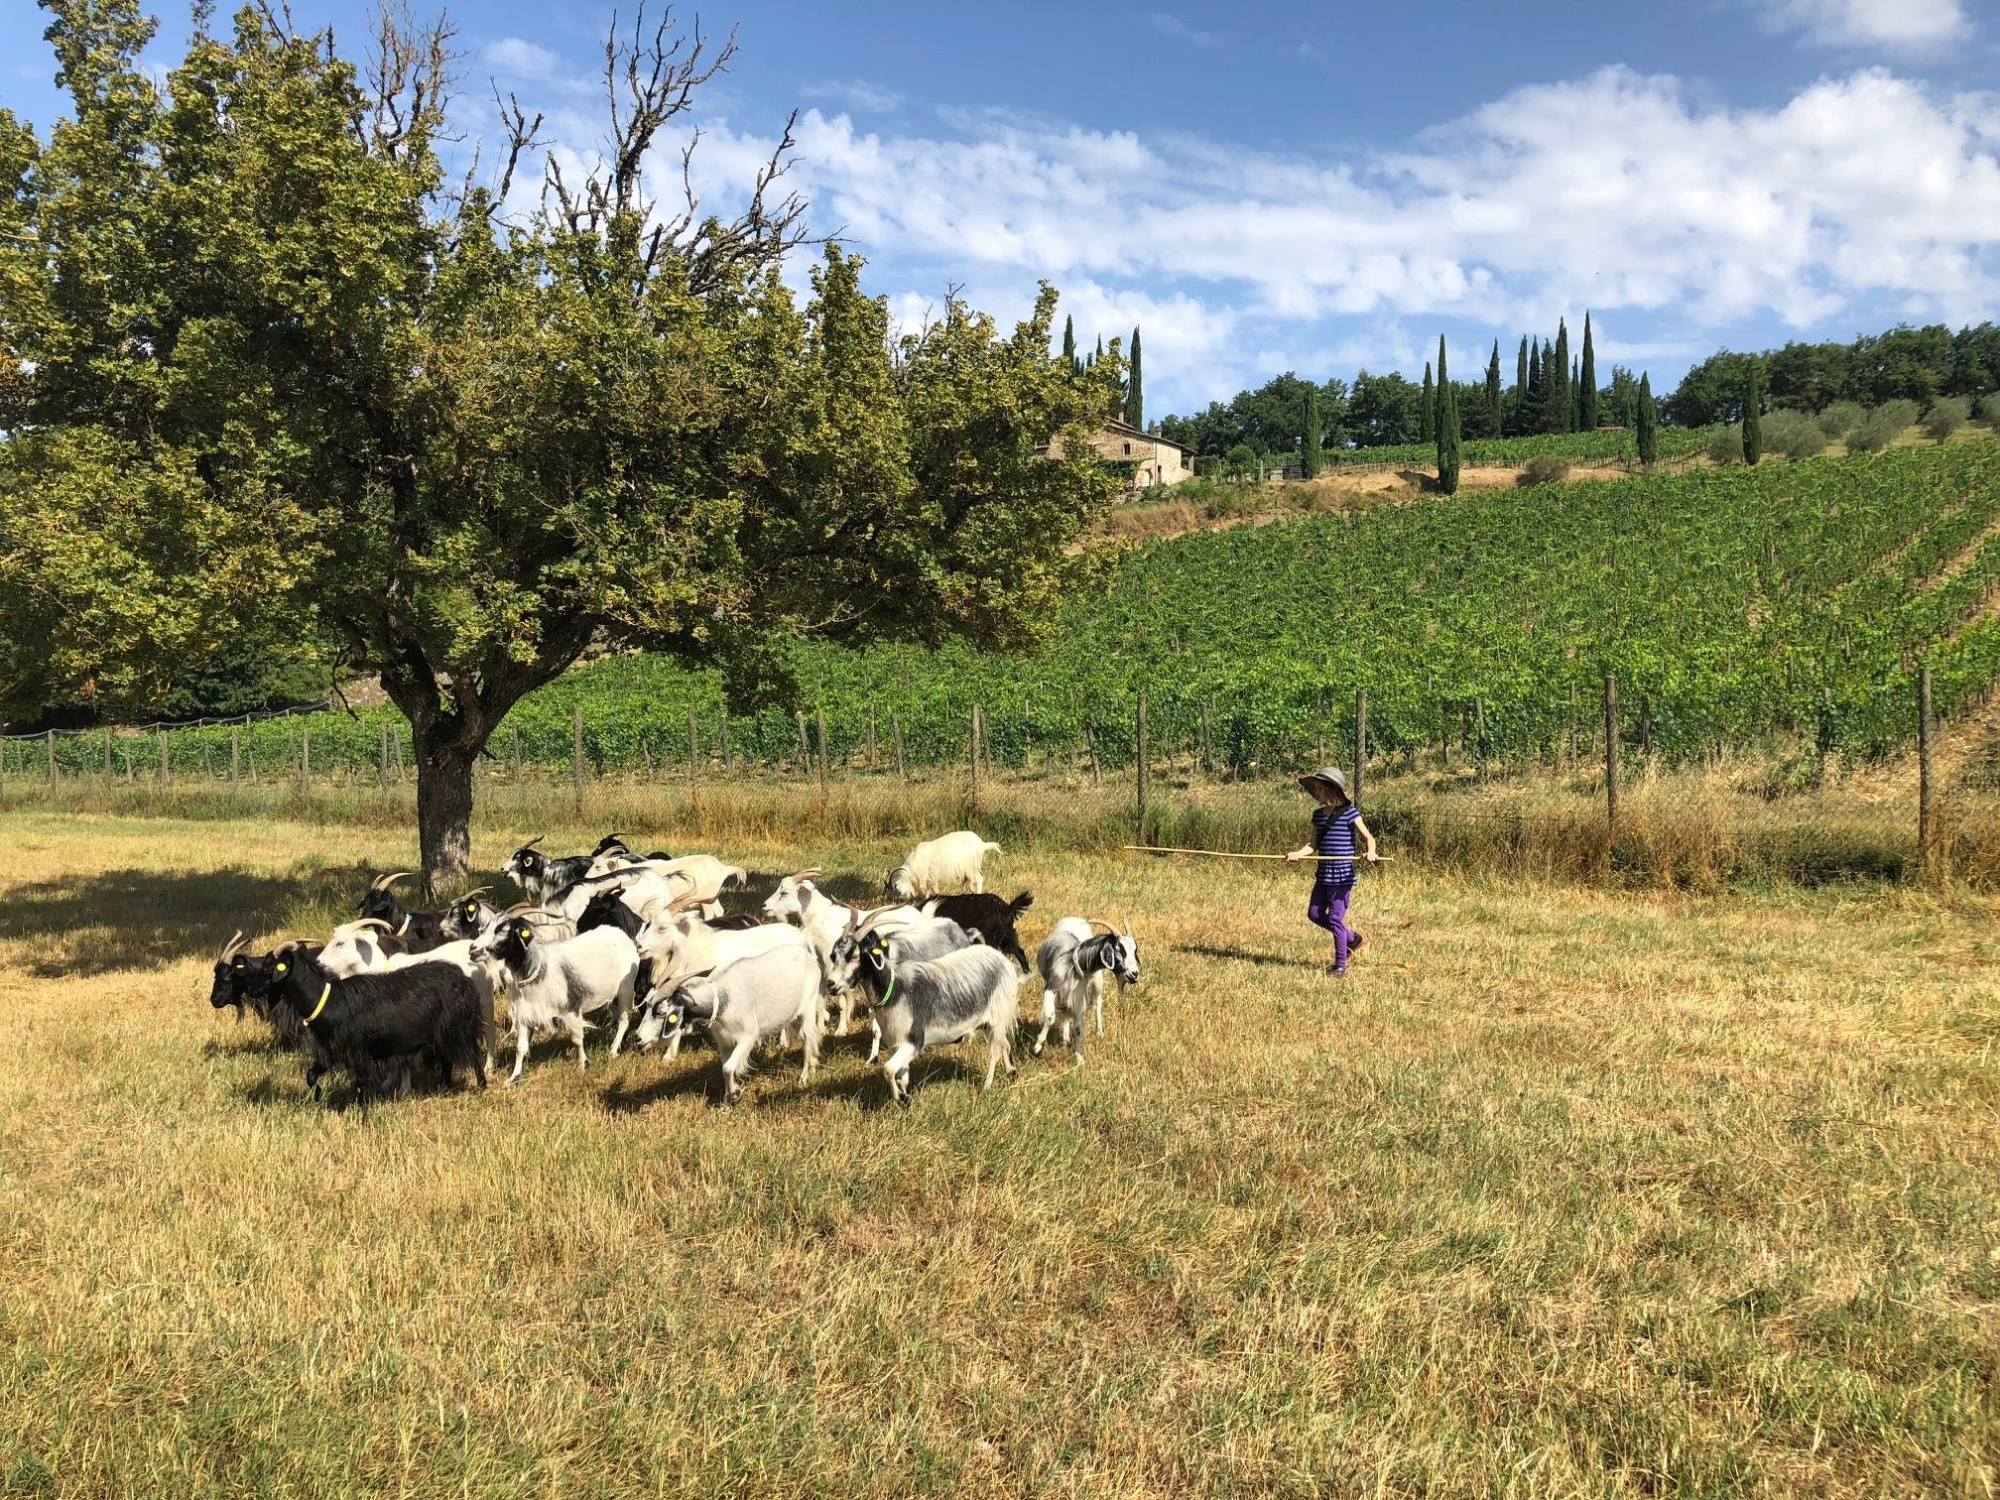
[[208, 829, 1143, 1108]]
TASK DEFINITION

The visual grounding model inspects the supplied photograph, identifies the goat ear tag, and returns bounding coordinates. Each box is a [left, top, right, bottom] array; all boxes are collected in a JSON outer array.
[[275, 962, 287, 975], [516, 923, 533, 942]]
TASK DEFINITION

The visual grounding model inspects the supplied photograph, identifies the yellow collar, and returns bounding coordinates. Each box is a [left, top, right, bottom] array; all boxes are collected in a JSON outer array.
[[304, 982, 332, 1024]]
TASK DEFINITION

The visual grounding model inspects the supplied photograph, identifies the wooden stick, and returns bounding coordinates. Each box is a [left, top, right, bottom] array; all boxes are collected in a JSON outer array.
[[1123, 845, 1392, 862]]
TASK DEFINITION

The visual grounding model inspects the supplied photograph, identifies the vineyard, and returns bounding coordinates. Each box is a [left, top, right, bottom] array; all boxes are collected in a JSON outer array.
[[8, 443, 1999, 783], [1314, 423, 1720, 469]]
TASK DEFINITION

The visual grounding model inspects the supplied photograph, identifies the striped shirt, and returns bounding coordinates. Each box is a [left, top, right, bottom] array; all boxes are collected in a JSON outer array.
[[1312, 804, 1361, 884]]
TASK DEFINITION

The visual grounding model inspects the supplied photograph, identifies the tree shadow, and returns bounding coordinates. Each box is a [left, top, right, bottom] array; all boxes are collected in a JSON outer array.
[[0, 862, 380, 978], [1176, 942, 1324, 971]]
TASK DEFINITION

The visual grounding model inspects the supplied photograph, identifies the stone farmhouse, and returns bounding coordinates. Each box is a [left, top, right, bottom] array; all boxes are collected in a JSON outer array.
[[1045, 418, 1194, 493]]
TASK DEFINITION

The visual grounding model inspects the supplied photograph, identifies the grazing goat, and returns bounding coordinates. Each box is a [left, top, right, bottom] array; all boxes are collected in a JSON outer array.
[[923, 891, 1034, 971], [1034, 919, 1141, 1063], [441, 888, 500, 942], [851, 929, 1020, 1107], [888, 831, 1002, 901], [762, 872, 902, 1034], [209, 931, 298, 1045], [634, 944, 823, 1105], [267, 941, 488, 1103], [470, 914, 642, 1083], [633, 908, 810, 1059], [355, 873, 452, 953]]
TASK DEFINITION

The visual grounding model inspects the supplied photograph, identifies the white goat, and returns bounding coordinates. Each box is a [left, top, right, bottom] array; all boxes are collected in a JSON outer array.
[[633, 943, 823, 1105], [318, 919, 403, 979], [1034, 918, 1141, 1064], [762, 871, 922, 1035], [850, 931, 1020, 1107], [634, 909, 810, 1058], [470, 916, 642, 1083], [887, 831, 1001, 901], [825, 912, 981, 1062]]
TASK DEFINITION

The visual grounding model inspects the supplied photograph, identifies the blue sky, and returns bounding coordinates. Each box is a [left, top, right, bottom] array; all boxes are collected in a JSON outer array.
[[5, 0, 1999, 416]]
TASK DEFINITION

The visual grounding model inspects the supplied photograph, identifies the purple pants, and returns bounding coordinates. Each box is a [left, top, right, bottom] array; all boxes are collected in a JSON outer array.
[[1308, 881, 1360, 967]]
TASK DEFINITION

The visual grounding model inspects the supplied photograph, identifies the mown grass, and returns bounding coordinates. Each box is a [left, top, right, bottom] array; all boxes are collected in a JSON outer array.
[[0, 806, 1997, 1496]]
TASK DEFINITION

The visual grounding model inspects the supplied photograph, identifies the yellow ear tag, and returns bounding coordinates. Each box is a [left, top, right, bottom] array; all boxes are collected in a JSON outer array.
[[516, 924, 533, 942], [275, 962, 287, 975]]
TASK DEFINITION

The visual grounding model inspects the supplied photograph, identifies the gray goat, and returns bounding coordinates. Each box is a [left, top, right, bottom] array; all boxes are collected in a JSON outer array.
[[1033, 918, 1141, 1064], [851, 928, 1020, 1107]]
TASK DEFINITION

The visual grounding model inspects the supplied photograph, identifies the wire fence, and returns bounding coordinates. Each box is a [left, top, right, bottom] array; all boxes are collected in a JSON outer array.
[[3, 673, 1994, 888]]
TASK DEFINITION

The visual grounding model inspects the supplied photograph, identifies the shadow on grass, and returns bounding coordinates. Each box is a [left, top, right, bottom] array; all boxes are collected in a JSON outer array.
[[1176, 942, 1324, 971], [599, 1048, 982, 1114], [0, 862, 380, 978]]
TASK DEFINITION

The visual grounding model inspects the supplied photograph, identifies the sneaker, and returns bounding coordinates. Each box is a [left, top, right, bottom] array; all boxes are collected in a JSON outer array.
[[1326, 962, 1347, 977], [1348, 931, 1365, 960]]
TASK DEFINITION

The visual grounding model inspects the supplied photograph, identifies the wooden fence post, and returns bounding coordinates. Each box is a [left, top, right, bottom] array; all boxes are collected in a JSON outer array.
[[46, 729, 56, 786], [300, 726, 310, 786], [1918, 664, 1934, 878], [1135, 695, 1150, 843], [1353, 689, 1367, 809], [892, 711, 907, 782], [1200, 699, 1213, 777], [1086, 719, 1101, 785], [866, 708, 878, 771], [379, 723, 390, 787], [719, 709, 732, 775], [969, 704, 982, 805], [795, 711, 810, 776], [573, 705, 586, 794], [231, 727, 241, 792], [1603, 675, 1619, 864], [203, 737, 214, 781], [103, 730, 113, 781], [816, 709, 830, 798], [159, 730, 170, 785], [689, 708, 702, 802]]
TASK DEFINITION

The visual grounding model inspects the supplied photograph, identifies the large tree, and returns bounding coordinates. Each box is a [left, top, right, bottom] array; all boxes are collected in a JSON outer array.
[[1125, 324, 1143, 429], [1300, 385, 1322, 479], [1, 0, 1120, 887], [1419, 362, 1435, 443], [1435, 337, 1460, 495], [1636, 372, 1659, 467], [1580, 313, 1598, 430]]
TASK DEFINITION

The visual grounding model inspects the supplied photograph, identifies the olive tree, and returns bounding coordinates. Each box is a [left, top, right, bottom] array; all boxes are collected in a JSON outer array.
[[1, 0, 1120, 887]]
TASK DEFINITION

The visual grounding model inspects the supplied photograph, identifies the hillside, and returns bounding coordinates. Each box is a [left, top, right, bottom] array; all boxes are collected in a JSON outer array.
[[39, 443, 2000, 779]]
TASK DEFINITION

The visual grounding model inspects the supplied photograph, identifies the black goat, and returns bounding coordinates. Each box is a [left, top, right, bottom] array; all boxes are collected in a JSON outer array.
[[355, 872, 451, 953], [922, 891, 1035, 971], [208, 930, 300, 1045], [268, 942, 489, 1103], [503, 836, 602, 903]]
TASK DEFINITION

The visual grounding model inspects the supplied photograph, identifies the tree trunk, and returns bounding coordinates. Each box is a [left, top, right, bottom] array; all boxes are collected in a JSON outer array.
[[414, 729, 478, 897]]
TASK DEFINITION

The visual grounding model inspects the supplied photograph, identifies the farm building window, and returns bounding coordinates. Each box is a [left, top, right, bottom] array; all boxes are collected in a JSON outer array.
[[1123, 442, 1132, 454]]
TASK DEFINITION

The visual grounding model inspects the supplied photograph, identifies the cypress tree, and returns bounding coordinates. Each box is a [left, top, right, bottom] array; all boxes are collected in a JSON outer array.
[[1527, 338, 1543, 432], [1062, 314, 1076, 373], [1636, 372, 1658, 467], [1436, 336, 1461, 495], [1580, 312, 1599, 430], [1573, 357, 1583, 431], [1514, 336, 1529, 433], [1301, 385, 1322, 480], [1419, 361, 1435, 443], [1742, 364, 1763, 466], [1126, 325, 1143, 429], [1551, 320, 1570, 433], [1485, 341, 1502, 439]]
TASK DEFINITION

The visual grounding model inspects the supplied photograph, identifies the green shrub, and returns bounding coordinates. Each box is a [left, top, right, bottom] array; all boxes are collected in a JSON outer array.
[[1818, 401, 1866, 439], [1759, 410, 1826, 461], [1923, 396, 1970, 441], [1707, 425, 1744, 465], [1978, 393, 2000, 428], [1517, 454, 1571, 487]]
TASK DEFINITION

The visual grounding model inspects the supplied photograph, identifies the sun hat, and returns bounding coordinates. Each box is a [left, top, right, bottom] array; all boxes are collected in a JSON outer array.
[[1296, 765, 1349, 797]]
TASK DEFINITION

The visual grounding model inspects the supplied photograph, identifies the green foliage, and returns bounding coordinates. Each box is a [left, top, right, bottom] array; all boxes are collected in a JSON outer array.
[[1419, 363, 1435, 444], [1225, 444, 1259, 480], [1709, 426, 1745, 466], [1760, 410, 1828, 461], [1518, 454, 1571, 487], [1671, 322, 2000, 425], [1818, 401, 1866, 439], [1923, 396, 1970, 441], [1580, 314, 1599, 431], [1743, 367, 1764, 466], [1300, 387, 1322, 481], [1636, 373, 1659, 468], [1319, 426, 1704, 470], [143, 445, 2000, 777], [1435, 338, 1461, 496], [1979, 394, 2000, 427], [1159, 372, 1346, 457], [1848, 400, 1923, 454]]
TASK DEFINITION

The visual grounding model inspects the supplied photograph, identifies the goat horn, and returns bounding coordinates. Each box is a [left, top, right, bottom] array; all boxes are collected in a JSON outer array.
[[459, 886, 492, 902], [272, 938, 301, 956], [792, 867, 823, 881], [1085, 918, 1120, 935], [349, 918, 394, 933], [219, 929, 246, 962]]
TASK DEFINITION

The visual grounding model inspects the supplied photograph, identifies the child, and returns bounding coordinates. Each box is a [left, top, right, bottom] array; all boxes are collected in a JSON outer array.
[[1285, 766, 1377, 975]]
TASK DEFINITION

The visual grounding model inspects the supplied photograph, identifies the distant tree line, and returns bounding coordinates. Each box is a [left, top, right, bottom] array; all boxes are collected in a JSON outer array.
[[1156, 316, 2000, 462]]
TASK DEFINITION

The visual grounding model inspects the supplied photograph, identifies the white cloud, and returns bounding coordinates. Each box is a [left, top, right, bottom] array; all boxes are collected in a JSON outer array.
[[1146, 12, 1220, 47], [1755, 0, 1971, 49], [483, 37, 570, 80], [802, 79, 905, 113]]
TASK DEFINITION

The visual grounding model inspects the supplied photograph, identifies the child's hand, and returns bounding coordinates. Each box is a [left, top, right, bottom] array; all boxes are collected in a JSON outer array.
[[1364, 850, 1379, 865], [1284, 850, 1303, 864]]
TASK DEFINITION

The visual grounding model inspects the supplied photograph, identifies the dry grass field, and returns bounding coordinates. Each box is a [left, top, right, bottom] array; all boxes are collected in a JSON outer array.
[[2, 805, 1998, 1497]]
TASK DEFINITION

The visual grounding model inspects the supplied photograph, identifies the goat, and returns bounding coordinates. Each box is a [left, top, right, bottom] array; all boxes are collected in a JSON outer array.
[[355, 873, 452, 953], [266, 941, 488, 1103], [887, 830, 1001, 901], [761, 871, 899, 1035], [825, 912, 980, 1063], [851, 929, 1020, 1107], [208, 930, 299, 1045], [551, 866, 702, 924], [319, 918, 409, 979], [469, 913, 642, 1083], [632, 906, 810, 1060], [440, 888, 500, 942], [1034, 919, 1141, 1062], [502, 836, 604, 905], [633, 943, 823, 1105], [922, 891, 1034, 971]]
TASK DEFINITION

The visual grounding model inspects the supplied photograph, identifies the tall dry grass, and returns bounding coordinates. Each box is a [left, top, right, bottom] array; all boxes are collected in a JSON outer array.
[[0, 811, 1996, 1496]]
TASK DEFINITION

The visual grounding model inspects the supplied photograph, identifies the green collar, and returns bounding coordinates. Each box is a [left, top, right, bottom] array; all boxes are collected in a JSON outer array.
[[870, 974, 897, 1010]]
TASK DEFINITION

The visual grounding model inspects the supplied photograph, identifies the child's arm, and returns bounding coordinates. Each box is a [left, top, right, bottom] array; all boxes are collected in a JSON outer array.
[[1283, 843, 1315, 863], [1354, 814, 1380, 863]]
